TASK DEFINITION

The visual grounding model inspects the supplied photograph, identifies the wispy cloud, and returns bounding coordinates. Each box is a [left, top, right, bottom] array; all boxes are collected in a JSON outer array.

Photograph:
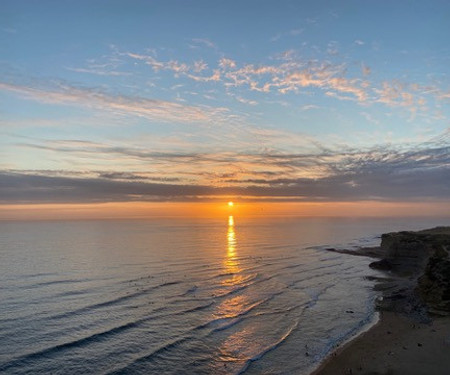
[[67, 45, 131, 76], [360, 111, 380, 126], [124, 52, 189, 75], [300, 104, 319, 111], [66, 67, 131, 76], [270, 28, 304, 42], [189, 38, 217, 50], [234, 96, 258, 106], [0, 81, 234, 125]]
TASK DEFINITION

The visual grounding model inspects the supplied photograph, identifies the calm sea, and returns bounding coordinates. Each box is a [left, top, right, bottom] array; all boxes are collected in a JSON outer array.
[[1, 216, 449, 374]]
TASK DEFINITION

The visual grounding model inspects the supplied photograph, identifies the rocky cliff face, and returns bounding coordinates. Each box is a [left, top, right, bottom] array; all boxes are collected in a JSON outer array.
[[416, 231, 450, 315], [371, 227, 450, 316]]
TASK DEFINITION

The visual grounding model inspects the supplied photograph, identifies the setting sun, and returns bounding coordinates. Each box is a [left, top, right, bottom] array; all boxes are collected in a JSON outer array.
[[228, 201, 234, 207]]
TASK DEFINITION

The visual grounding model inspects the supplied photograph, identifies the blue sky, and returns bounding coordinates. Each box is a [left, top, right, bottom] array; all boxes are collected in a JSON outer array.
[[1, 0, 449, 204]]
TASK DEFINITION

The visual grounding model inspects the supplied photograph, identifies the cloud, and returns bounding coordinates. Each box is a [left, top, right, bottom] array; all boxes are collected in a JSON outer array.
[[361, 63, 371, 76], [0, 81, 234, 125], [0, 172, 216, 203], [3, 132, 449, 203], [327, 41, 339, 55], [190, 38, 217, 49], [97, 172, 180, 182], [270, 29, 304, 42], [121, 46, 446, 117], [234, 96, 258, 106], [67, 67, 131, 76], [124, 52, 189, 75], [126, 52, 165, 70], [270, 33, 282, 42], [219, 58, 237, 69], [193, 60, 208, 72], [176, 55, 371, 102], [360, 111, 380, 126], [187, 70, 221, 82], [300, 104, 319, 111]]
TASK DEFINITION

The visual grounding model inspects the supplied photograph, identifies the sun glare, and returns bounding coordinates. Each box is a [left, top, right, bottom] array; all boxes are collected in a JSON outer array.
[[228, 201, 234, 207]]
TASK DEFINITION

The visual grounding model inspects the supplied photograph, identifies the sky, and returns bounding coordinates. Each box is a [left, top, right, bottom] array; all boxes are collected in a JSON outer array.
[[0, 0, 449, 217]]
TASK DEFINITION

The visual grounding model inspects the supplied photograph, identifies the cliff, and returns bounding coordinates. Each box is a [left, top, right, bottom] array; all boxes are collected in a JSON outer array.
[[370, 227, 450, 317]]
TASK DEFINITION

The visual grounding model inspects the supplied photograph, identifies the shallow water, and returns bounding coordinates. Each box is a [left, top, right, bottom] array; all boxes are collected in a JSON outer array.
[[1, 216, 449, 374]]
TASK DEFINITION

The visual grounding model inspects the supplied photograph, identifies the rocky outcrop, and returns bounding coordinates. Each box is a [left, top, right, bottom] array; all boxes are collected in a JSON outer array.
[[376, 231, 434, 275], [416, 232, 450, 315], [369, 227, 450, 317]]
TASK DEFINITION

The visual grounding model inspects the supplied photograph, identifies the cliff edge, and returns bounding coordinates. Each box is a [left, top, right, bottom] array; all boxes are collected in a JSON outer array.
[[370, 226, 450, 317]]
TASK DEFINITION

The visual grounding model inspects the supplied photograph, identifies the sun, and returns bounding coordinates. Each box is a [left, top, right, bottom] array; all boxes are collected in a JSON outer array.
[[228, 201, 234, 207]]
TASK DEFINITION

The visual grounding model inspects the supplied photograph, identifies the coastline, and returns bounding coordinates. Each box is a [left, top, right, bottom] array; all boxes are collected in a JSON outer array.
[[312, 311, 450, 375], [312, 227, 450, 375]]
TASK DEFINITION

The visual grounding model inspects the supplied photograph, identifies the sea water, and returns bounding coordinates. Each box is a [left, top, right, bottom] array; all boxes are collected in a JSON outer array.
[[1, 216, 449, 374]]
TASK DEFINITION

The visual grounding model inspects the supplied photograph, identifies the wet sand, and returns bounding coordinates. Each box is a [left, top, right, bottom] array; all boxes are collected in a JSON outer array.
[[313, 311, 450, 375]]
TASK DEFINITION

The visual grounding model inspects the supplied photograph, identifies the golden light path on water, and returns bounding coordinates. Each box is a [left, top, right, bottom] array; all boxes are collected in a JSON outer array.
[[225, 215, 239, 277], [215, 214, 261, 366], [217, 215, 247, 320]]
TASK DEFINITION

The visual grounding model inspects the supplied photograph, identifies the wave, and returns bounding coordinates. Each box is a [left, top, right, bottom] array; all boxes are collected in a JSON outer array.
[[180, 285, 198, 296], [0, 279, 196, 335], [105, 296, 290, 374], [0, 319, 146, 372], [237, 319, 300, 374], [0, 297, 219, 372], [196, 297, 270, 334], [33, 278, 93, 287], [212, 281, 255, 299], [314, 311, 379, 363], [55, 288, 98, 297], [95, 336, 190, 375], [47, 280, 182, 321], [181, 301, 214, 314], [0, 272, 58, 283]]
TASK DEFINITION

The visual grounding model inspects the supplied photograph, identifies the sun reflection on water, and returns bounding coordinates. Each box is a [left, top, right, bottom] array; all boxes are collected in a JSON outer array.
[[227, 215, 236, 251], [215, 215, 259, 367], [217, 215, 248, 318], [225, 215, 239, 275], [220, 215, 248, 303]]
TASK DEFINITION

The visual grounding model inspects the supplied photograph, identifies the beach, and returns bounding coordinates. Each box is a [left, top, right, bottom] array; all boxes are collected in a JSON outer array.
[[315, 227, 450, 375], [314, 312, 450, 375]]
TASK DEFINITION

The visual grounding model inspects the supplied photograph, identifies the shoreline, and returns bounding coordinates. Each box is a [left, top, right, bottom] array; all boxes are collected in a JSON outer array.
[[311, 226, 450, 375], [312, 311, 450, 375], [309, 311, 381, 374]]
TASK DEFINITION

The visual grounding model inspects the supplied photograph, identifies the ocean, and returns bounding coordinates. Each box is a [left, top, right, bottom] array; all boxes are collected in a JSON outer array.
[[1, 216, 449, 374]]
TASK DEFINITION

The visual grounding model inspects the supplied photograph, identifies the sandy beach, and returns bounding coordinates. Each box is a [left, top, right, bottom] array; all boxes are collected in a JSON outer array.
[[314, 227, 450, 375], [314, 311, 450, 375]]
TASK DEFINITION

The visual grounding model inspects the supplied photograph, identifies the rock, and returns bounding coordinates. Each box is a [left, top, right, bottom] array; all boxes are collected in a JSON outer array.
[[369, 258, 393, 270], [417, 241, 450, 315], [325, 227, 450, 316], [375, 227, 450, 316]]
